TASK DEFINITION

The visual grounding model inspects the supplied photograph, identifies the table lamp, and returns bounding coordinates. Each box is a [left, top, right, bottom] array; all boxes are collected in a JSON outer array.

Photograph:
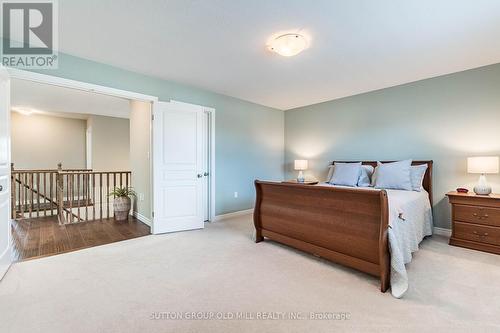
[[294, 160, 308, 183], [467, 156, 499, 195]]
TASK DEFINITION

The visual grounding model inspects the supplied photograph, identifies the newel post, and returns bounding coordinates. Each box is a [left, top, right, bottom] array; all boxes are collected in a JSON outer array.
[[56, 163, 65, 225]]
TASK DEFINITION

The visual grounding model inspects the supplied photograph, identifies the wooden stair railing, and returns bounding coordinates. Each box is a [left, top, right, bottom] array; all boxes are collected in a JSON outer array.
[[12, 177, 83, 223], [11, 163, 131, 225]]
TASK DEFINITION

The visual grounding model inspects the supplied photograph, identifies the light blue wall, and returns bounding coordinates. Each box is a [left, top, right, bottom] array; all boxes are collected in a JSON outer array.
[[27, 53, 284, 215], [285, 63, 500, 229], [14, 48, 500, 227]]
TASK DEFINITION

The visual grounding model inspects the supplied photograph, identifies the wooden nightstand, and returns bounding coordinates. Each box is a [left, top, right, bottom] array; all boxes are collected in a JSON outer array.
[[446, 191, 500, 255], [282, 180, 319, 185]]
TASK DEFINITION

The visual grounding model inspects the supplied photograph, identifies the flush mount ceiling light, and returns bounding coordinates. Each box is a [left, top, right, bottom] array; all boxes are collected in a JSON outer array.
[[268, 33, 309, 57]]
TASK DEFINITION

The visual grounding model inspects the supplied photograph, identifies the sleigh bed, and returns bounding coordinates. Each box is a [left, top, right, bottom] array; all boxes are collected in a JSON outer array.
[[253, 161, 433, 295]]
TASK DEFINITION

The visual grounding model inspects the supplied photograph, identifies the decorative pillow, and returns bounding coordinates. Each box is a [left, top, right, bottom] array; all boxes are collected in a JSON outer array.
[[330, 162, 362, 187], [327, 164, 374, 186], [410, 164, 427, 192], [373, 159, 413, 191], [358, 165, 374, 187], [326, 164, 335, 182]]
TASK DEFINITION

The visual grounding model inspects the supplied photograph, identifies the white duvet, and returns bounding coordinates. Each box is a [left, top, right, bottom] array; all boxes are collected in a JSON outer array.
[[317, 184, 433, 298], [385, 189, 433, 298]]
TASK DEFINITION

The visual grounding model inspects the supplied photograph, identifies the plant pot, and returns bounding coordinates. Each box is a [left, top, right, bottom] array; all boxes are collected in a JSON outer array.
[[113, 196, 131, 221]]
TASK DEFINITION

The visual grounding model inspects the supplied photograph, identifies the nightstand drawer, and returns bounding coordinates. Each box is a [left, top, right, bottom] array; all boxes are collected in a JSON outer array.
[[454, 204, 500, 227], [454, 222, 500, 246]]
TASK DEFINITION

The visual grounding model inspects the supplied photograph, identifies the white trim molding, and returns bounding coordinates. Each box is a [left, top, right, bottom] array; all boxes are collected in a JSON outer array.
[[433, 227, 452, 237], [214, 208, 254, 222], [132, 211, 152, 227], [7, 68, 158, 102]]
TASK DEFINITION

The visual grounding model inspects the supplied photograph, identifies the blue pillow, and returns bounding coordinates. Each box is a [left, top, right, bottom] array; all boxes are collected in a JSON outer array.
[[410, 164, 427, 191], [373, 160, 413, 191], [330, 162, 362, 187], [358, 165, 374, 187]]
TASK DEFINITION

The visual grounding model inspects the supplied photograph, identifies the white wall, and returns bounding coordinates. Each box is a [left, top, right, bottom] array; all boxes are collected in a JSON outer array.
[[11, 112, 87, 169], [129, 101, 151, 220], [88, 115, 130, 171]]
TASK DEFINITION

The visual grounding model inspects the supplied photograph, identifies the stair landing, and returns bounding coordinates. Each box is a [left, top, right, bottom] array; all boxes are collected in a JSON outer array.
[[11, 215, 150, 261]]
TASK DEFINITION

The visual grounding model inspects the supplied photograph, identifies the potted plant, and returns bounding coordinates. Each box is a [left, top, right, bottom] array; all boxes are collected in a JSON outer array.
[[109, 187, 136, 221]]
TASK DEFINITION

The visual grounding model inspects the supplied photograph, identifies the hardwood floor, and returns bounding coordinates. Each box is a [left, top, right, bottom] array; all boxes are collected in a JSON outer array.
[[11, 216, 150, 261]]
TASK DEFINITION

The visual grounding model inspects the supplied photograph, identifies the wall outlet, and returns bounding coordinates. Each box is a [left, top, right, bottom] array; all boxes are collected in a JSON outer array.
[[234, 192, 238, 198], [139, 193, 145, 201]]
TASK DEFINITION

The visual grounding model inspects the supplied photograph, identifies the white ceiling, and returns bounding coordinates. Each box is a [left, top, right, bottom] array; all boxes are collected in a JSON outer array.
[[56, 0, 500, 110], [11, 79, 131, 119]]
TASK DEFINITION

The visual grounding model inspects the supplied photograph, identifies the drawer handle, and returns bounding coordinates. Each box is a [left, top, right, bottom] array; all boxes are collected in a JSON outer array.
[[473, 231, 489, 237], [473, 213, 489, 219]]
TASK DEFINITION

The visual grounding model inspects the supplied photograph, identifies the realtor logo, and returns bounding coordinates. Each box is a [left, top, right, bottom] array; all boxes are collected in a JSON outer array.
[[1, 0, 58, 68]]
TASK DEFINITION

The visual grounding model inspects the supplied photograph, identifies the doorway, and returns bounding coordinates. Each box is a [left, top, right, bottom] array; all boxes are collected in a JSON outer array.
[[9, 76, 153, 260], [1, 68, 216, 266]]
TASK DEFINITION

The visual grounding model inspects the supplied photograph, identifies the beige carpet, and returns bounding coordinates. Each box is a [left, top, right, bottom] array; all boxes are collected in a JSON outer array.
[[1, 214, 500, 333]]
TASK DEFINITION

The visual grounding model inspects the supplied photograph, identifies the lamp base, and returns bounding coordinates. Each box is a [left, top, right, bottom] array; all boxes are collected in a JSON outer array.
[[474, 174, 492, 195], [297, 170, 305, 183]]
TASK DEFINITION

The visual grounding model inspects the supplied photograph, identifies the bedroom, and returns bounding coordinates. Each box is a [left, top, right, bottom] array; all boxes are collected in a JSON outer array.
[[0, 1, 500, 332]]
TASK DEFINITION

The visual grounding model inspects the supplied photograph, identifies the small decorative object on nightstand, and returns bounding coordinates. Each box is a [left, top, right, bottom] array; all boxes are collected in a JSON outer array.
[[467, 156, 499, 195], [294, 160, 308, 183], [447, 191, 500, 255]]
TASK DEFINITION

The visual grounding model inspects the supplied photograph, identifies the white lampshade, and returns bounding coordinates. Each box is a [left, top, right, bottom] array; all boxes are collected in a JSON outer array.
[[294, 160, 308, 171], [467, 156, 499, 174]]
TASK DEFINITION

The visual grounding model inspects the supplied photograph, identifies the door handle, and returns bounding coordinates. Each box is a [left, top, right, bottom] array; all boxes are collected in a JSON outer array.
[[203, 172, 209, 177], [197, 174, 203, 178], [0, 185, 2, 192]]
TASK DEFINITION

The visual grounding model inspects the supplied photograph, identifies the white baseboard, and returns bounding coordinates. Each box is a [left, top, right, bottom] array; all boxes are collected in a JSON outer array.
[[433, 227, 452, 237], [213, 208, 254, 222], [132, 211, 152, 226]]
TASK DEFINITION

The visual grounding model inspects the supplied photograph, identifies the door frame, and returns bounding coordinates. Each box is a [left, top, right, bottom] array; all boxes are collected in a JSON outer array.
[[0, 66, 12, 280], [151, 100, 216, 234]]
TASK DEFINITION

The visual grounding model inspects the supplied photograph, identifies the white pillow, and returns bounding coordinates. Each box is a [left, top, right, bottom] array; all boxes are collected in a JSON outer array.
[[358, 165, 374, 187], [327, 164, 374, 186], [326, 164, 335, 182], [373, 160, 413, 191], [410, 164, 427, 192], [330, 162, 362, 187]]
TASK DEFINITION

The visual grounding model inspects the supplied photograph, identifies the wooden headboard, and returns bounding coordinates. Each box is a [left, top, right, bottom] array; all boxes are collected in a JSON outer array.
[[330, 160, 433, 204]]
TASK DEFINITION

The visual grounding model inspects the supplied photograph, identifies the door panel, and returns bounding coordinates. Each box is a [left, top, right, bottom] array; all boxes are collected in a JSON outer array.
[[153, 101, 205, 234], [0, 67, 11, 280]]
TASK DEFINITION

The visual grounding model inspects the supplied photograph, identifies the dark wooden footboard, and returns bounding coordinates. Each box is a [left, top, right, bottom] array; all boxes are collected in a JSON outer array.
[[254, 181, 390, 292]]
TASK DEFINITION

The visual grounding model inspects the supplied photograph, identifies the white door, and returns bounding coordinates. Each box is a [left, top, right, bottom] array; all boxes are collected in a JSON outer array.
[[0, 67, 11, 280], [152, 101, 205, 234]]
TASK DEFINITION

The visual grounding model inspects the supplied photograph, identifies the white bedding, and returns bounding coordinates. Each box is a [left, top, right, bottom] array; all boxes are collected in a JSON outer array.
[[317, 183, 433, 298]]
